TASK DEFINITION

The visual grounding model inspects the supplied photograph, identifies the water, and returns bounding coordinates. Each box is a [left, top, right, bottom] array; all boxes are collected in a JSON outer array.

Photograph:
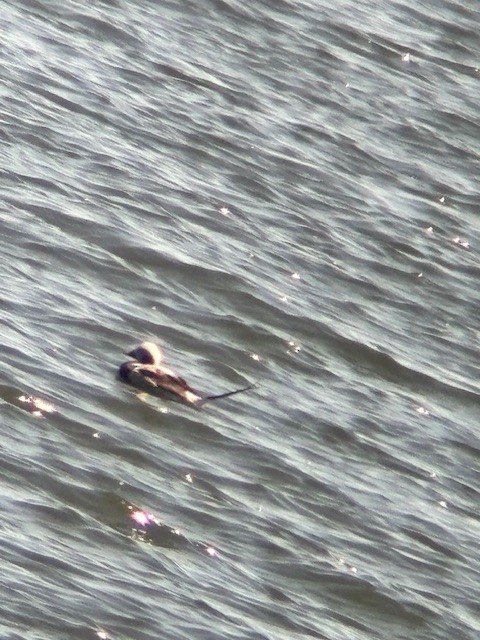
[[1, 0, 479, 638]]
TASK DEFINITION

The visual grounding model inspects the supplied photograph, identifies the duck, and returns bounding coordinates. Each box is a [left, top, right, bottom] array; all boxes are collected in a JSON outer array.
[[119, 341, 254, 408]]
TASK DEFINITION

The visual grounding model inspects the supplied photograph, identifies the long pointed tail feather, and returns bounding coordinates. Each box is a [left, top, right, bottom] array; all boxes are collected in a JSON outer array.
[[199, 383, 256, 406]]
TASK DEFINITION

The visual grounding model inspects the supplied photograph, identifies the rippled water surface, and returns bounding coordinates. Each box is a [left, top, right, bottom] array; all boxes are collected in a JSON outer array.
[[1, 0, 480, 638]]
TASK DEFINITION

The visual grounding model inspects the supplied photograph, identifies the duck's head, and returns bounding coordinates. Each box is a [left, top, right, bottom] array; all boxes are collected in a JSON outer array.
[[126, 341, 163, 365]]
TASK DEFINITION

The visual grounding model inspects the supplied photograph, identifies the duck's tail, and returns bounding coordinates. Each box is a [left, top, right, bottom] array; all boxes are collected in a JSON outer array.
[[198, 383, 256, 406]]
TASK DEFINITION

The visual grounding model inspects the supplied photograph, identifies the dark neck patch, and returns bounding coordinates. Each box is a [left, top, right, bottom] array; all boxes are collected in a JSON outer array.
[[118, 361, 136, 382]]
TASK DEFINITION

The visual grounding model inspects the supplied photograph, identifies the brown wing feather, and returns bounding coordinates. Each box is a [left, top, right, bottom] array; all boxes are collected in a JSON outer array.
[[133, 365, 201, 398]]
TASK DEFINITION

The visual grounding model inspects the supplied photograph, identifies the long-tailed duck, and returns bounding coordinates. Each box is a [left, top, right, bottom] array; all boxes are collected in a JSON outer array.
[[119, 341, 254, 408]]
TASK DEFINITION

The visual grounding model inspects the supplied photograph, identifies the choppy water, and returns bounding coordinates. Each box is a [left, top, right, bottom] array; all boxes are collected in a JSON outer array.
[[1, 0, 480, 639]]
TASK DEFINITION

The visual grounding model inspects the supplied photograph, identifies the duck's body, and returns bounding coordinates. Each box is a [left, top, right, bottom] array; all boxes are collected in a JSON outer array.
[[119, 342, 254, 408], [118, 360, 205, 406]]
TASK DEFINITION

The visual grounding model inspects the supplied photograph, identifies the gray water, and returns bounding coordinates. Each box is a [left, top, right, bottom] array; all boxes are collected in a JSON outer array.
[[1, 0, 479, 638]]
